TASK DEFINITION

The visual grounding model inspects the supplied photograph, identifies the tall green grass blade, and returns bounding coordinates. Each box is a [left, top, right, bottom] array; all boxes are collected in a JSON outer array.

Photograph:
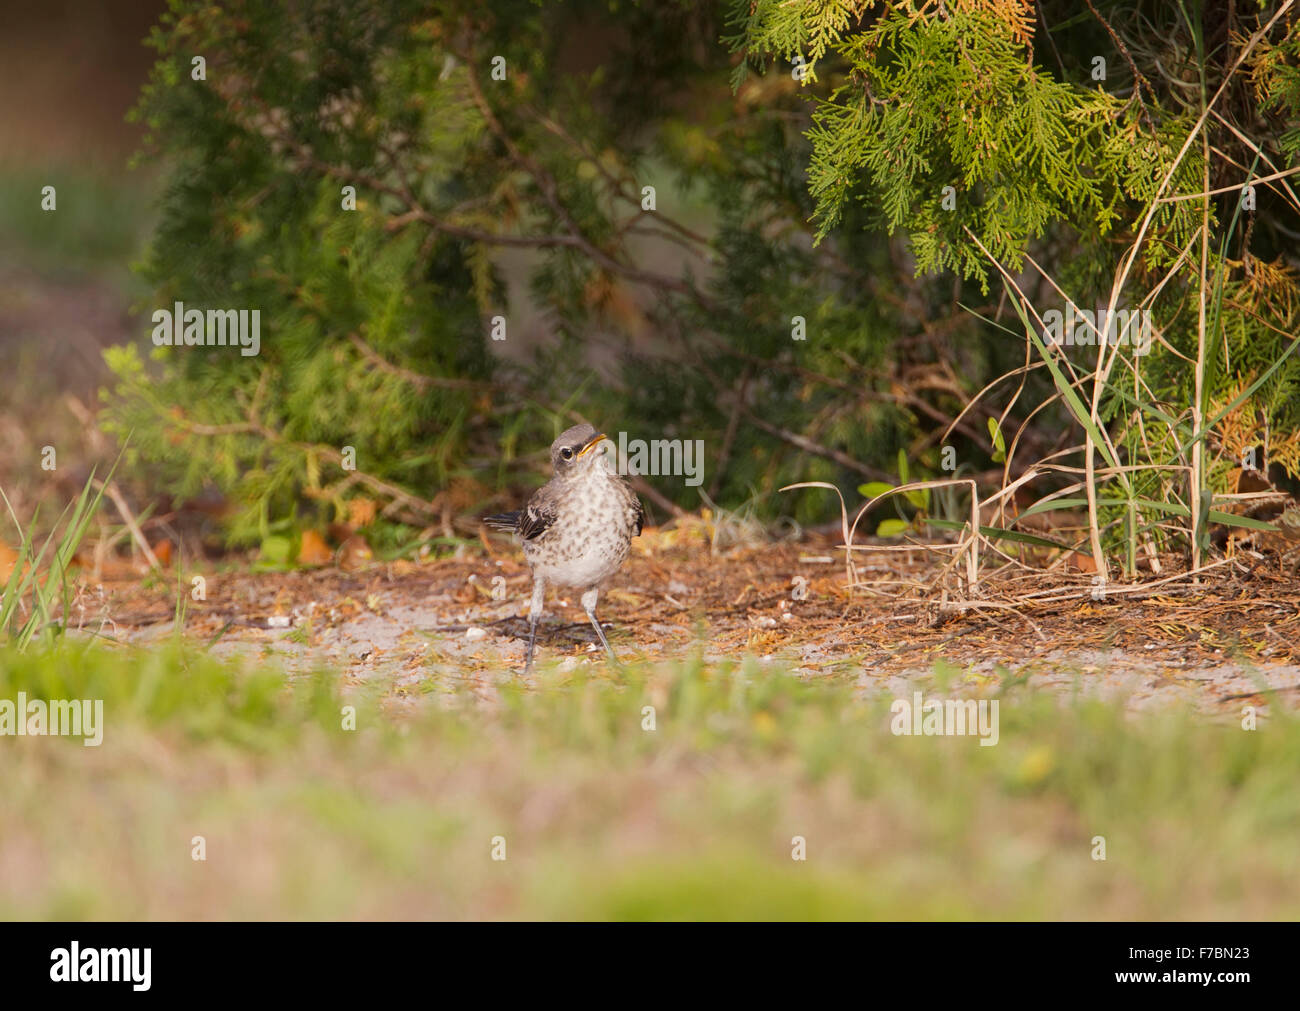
[[1004, 280, 1122, 473]]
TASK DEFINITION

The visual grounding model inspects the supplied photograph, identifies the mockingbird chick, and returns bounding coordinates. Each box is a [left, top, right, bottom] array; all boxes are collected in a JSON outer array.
[[484, 423, 644, 671]]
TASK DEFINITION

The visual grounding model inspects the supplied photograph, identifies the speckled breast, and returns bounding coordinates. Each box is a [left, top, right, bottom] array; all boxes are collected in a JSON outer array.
[[523, 476, 636, 588]]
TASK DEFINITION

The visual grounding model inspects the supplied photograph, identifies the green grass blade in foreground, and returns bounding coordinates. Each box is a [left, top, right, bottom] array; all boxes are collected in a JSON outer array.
[[1, 454, 120, 650], [0, 492, 38, 635], [7, 651, 1300, 918], [0, 638, 344, 748]]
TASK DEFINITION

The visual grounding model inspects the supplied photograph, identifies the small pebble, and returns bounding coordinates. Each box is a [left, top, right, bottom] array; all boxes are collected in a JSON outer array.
[[465, 627, 488, 642]]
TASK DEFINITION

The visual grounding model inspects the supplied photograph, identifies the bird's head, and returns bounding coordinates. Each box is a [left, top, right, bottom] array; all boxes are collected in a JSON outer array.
[[550, 423, 609, 477]]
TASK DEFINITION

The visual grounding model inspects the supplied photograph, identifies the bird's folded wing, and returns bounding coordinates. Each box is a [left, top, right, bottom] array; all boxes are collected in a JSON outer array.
[[517, 500, 557, 540], [633, 497, 645, 536], [483, 500, 556, 541]]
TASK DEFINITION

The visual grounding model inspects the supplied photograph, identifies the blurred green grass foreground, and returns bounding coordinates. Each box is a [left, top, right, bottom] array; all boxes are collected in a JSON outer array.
[[1, 640, 1297, 920]]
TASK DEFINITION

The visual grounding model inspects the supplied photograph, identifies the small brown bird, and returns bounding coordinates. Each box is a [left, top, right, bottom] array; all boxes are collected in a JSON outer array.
[[484, 424, 644, 671]]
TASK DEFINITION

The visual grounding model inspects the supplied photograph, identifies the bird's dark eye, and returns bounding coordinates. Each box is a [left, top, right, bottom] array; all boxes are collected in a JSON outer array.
[[561, 447, 574, 460]]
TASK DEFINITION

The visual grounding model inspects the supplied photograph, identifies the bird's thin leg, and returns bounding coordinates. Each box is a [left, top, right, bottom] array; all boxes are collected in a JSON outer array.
[[524, 575, 545, 673], [580, 587, 617, 663], [586, 611, 613, 657], [525, 615, 538, 672]]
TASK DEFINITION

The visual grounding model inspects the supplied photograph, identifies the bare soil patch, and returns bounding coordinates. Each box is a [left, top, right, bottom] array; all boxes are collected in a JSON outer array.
[[72, 525, 1300, 716]]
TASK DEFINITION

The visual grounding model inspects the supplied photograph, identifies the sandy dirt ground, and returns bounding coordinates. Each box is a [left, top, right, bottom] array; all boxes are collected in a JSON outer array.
[[76, 524, 1300, 719]]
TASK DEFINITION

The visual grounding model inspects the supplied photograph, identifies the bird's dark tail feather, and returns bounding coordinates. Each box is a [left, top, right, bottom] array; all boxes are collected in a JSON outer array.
[[482, 511, 521, 532]]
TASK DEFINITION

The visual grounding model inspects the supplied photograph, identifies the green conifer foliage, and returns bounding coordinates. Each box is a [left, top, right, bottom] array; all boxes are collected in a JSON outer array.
[[104, 1, 1299, 554]]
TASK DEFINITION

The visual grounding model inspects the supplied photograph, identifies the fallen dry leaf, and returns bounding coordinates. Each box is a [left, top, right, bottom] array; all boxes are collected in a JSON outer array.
[[298, 529, 333, 567], [337, 534, 373, 571], [0, 543, 21, 583]]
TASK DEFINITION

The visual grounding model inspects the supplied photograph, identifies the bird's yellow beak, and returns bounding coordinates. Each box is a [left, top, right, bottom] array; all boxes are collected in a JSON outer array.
[[576, 433, 607, 458]]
